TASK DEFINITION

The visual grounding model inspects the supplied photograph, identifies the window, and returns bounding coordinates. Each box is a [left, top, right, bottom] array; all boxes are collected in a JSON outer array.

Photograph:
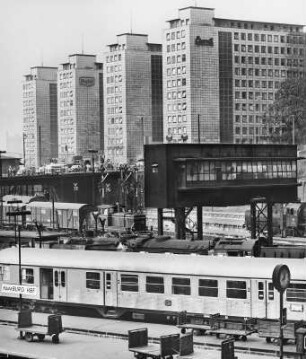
[[287, 283, 306, 302], [146, 276, 164, 293], [106, 273, 112, 290], [121, 274, 138, 292], [172, 277, 190, 295], [268, 282, 274, 300], [226, 280, 247, 299], [0, 265, 10, 281], [22, 268, 34, 284], [198, 279, 218, 297], [86, 272, 100, 289], [258, 282, 264, 300]]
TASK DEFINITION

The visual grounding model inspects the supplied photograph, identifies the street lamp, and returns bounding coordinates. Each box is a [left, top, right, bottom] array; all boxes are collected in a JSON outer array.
[[0, 150, 7, 178], [88, 149, 98, 173], [6, 208, 31, 311]]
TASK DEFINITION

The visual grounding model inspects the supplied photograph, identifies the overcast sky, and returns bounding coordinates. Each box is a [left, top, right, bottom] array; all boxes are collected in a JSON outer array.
[[0, 0, 305, 152]]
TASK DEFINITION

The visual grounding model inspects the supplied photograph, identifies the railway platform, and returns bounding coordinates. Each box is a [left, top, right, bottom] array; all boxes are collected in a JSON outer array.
[[0, 308, 301, 358]]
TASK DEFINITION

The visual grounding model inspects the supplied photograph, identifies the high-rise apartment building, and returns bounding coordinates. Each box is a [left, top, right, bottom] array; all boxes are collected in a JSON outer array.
[[57, 54, 103, 163], [103, 33, 163, 165], [23, 67, 58, 168], [164, 7, 306, 144]]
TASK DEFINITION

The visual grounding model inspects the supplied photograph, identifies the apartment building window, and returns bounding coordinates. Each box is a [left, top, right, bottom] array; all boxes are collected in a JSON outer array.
[[241, 45, 246, 52], [254, 34, 259, 41], [234, 32, 239, 40], [255, 45, 259, 53], [261, 34, 266, 41], [241, 33, 246, 40], [234, 44, 239, 51]]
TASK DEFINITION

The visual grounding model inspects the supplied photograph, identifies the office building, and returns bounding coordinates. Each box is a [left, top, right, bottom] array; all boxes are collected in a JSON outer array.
[[103, 33, 163, 165], [164, 7, 306, 144], [58, 54, 103, 163], [22, 67, 58, 168]]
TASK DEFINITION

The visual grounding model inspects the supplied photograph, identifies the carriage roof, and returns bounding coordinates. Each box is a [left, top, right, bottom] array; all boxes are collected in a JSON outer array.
[[0, 248, 305, 280], [27, 202, 91, 210]]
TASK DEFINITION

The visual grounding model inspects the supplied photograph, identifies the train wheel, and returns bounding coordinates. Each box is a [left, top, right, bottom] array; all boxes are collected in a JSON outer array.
[[51, 334, 59, 344], [241, 336, 247, 342], [37, 334, 45, 342], [181, 328, 186, 334], [25, 332, 34, 342], [266, 337, 271, 343]]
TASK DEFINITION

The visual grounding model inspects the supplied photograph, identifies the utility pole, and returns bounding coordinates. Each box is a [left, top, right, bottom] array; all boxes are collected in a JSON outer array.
[[0, 150, 7, 178]]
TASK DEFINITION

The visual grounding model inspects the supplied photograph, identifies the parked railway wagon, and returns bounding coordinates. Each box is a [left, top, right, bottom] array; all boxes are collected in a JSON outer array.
[[1, 248, 306, 325], [25, 202, 95, 232]]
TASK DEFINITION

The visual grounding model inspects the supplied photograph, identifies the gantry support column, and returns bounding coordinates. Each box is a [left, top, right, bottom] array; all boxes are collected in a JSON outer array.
[[175, 207, 186, 239], [197, 206, 203, 240], [157, 208, 163, 236]]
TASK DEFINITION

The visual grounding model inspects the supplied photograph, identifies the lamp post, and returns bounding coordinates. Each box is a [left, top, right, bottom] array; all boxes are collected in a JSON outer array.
[[272, 264, 291, 359], [22, 133, 26, 168], [6, 208, 31, 311], [7, 200, 23, 245], [0, 150, 7, 178], [88, 149, 98, 173]]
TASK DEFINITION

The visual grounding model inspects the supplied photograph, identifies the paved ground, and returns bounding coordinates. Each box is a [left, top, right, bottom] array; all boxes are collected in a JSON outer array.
[[0, 308, 297, 358]]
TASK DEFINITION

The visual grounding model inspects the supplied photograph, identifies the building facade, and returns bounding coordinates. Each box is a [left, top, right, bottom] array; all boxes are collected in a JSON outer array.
[[103, 33, 163, 165], [57, 54, 103, 163], [22, 67, 58, 168], [163, 7, 306, 144]]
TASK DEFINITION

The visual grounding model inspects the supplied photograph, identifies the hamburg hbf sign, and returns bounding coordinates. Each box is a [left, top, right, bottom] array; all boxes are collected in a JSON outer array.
[[1, 284, 37, 296]]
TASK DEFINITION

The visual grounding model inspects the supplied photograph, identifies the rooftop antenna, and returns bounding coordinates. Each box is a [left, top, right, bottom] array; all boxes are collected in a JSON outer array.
[[81, 33, 84, 54], [130, 8, 133, 34], [41, 49, 44, 67]]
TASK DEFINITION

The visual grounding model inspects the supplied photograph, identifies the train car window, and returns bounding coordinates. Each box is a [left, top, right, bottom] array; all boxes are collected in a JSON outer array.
[[106, 273, 112, 290], [172, 277, 191, 295], [121, 274, 138, 292], [286, 283, 306, 302], [86, 272, 100, 290], [54, 271, 59, 287], [61, 271, 65, 287], [146, 276, 164, 293], [22, 268, 34, 284], [0, 265, 10, 281], [198, 279, 218, 297], [268, 283, 274, 300], [226, 280, 247, 299], [258, 282, 264, 300]]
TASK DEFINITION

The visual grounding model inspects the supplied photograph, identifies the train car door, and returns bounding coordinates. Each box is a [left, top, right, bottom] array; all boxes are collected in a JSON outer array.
[[53, 269, 67, 301], [104, 271, 118, 307], [252, 280, 268, 318], [40, 268, 53, 300], [252, 280, 277, 319], [266, 281, 278, 318]]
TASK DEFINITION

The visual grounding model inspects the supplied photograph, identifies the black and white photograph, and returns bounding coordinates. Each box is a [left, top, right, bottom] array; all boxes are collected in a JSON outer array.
[[0, 0, 306, 358]]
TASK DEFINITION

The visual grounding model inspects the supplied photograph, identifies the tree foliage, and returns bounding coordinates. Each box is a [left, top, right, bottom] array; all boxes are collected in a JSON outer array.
[[263, 78, 306, 145]]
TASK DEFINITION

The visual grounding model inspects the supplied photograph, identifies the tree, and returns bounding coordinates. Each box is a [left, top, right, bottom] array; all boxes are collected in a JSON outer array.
[[263, 78, 306, 146]]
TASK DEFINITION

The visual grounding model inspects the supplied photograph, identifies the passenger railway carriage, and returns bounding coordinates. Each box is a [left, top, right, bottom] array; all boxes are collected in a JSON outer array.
[[0, 248, 306, 323]]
